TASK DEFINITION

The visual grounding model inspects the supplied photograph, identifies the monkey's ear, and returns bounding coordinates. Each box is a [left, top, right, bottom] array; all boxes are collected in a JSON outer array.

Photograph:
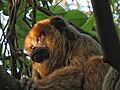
[[51, 16, 66, 31]]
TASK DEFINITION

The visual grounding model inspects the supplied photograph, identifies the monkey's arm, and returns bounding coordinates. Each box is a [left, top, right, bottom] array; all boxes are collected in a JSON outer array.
[[102, 67, 120, 90], [83, 56, 110, 90], [21, 66, 84, 90]]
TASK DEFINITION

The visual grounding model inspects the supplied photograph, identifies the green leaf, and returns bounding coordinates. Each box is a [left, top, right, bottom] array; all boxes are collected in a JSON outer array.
[[17, 16, 30, 33], [81, 14, 94, 32], [18, 0, 26, 14], [19, 0, 24, 11], [35, 5, 66, 20], [0, 0, 4, 10], [4, 60, 11, 70], [115, 24, 120, 37], [112, 0, 115, 3], [89, 31, 98, 37], [16, 25, 25, 49], [18, 38, 25, 49], [50, 5, 66, 16], [64, 10, 87, 27], [3, 1, 8, 15], [0, 43, 3, 57], [36, 11, 49, 21], [16, 16, 30, 48]]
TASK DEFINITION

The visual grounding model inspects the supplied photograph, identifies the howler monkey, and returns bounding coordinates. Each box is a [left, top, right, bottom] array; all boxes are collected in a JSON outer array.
[[21, 16, 109, 90]]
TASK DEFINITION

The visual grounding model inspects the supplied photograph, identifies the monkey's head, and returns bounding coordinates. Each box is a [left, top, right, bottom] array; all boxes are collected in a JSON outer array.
[[24, 16, 79, 78]]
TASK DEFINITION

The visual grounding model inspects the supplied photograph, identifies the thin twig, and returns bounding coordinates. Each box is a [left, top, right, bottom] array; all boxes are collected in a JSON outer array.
[[32, 0, 36, 26], [27, 0, 54, 16]]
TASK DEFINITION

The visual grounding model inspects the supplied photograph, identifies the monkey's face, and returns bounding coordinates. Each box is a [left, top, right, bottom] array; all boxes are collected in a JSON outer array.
[[24, 16, 70, 77]]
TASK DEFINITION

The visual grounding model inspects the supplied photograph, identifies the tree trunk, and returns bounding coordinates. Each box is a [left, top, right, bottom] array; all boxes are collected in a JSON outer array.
[[91, 0, 120, 72]]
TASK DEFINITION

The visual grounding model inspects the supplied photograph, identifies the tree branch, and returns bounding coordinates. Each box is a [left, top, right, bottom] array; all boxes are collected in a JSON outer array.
[[26, 0, 54, 16], [32, 0, 37, 26], [91, 0, 120, 72], [0, 67, 21, 90]]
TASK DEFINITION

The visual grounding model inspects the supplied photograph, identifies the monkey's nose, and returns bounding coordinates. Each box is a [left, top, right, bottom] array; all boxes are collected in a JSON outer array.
[[31, 48, 50, 63]]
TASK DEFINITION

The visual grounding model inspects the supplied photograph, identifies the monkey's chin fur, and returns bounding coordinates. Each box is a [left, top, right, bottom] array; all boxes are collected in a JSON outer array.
[[31, 47, 50, 63]]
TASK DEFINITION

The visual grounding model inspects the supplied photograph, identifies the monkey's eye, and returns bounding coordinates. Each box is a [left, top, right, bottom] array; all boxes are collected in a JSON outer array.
[[36, 31, 46, 42], [40, 30, 46, 36], [31, 46, 36, 50], [30, 45, 34, 50], [51, 16, 66, 32]]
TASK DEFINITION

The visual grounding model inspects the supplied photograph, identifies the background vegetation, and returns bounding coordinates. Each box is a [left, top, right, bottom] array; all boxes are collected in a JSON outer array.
[[0, 0, 120, 79]]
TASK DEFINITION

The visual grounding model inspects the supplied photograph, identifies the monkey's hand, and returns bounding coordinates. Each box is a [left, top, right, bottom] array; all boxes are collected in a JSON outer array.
[[20, 77, 38, 90]]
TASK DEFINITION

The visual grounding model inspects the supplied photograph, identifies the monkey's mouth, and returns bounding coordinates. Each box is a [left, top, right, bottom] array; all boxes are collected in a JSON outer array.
[[31, 47, 50, 63]]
